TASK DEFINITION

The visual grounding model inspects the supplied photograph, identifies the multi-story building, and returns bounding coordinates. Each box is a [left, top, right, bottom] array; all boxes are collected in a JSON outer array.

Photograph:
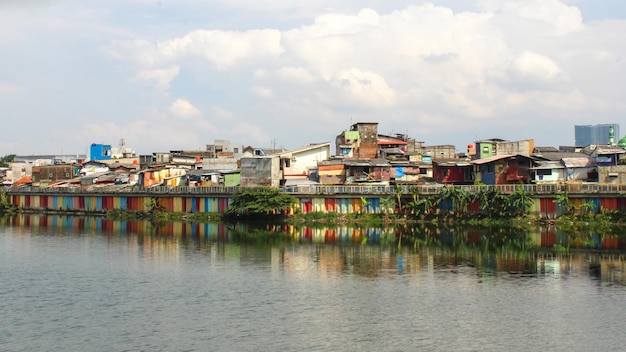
[[335, 122, 379, 159], [470, 138, 534, 159], [575, 123, 620, 147]]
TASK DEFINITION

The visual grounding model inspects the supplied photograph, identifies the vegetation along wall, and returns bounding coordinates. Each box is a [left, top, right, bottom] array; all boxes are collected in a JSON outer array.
[[7, 189, 626, 219]]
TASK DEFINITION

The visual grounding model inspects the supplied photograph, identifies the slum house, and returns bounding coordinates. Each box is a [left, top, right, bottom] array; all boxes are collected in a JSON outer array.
[[170, 150, 210, 169], [562, 158, 598, 182], [240, 157, 278, 187], [240, 143, 331, 187], [318, 158, 391, 185], [206, 139, 245, 160], [79, 160, 110, 178], [472, 154, 534, 185], [585, 145, 626, 167], [583, 145, 626, 183], [377, 133, 409, 161], [530, 161, 566, 183], [31, 163, 81, 186], [11, 175, 32, 188], [471, 138, 535, 159], [78, 172, 126, 189], [432, 159, 474, 185], [137, 165, 189, 188], [389, 161, 432, 184], [4, 162, 32, 185], [421, 145, 458, 160], [531, 147, 589, 183], [186, 169, 241, 187], [335, 122, 379, 159]]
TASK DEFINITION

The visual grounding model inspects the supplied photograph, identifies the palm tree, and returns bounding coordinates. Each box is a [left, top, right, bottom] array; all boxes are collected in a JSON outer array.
[[554, 188, 571, 215], [477, 186, 508, 217], [379, 196, 396, 222], [391, 184, 406, 216], [509, 185, 533, 217]]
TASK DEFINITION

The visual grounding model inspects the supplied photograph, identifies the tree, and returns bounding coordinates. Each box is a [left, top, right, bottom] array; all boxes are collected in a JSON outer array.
[[0, 154, 16, 168], [379, 195, 396, 222], [554, 188, 572, 215], [509, 185, 533, 217], [224, 187, 297, 219], [477, 186, 508, 217], [392, 184, 404, 213]]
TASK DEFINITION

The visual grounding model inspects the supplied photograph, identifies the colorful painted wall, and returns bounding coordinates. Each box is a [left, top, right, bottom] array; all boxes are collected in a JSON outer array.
[[7, 190, 626, 218]]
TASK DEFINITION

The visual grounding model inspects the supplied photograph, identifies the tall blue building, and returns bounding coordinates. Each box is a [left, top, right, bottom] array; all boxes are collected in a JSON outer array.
[[89, 143, 112, 161], [575, 123, 619, 147]]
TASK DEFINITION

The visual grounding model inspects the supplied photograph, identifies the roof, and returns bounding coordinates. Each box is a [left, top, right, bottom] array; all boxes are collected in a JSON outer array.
[[342, 158, 391, 167], [471, 154, 515, 165], [12, 176, 32, 187], [534, 146, 559, 153], [318, 158, 391, 167], [583, 144, 626, 156], [475, 138, 506, 143], [532, 152, 586, 161], [562, 157, 596, 168], [277, 142, 331, 158], [432, 158, 472, 167], [377, 136, 408, 145], [531, 161, 564, 170], [284, 179, 321, 187]]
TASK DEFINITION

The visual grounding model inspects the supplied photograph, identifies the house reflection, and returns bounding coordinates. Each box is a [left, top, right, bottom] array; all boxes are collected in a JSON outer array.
[[2, 214, 625, 285]]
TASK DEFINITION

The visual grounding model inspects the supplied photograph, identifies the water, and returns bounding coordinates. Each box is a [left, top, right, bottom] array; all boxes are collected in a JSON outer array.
[[1, 218, 625, 351]]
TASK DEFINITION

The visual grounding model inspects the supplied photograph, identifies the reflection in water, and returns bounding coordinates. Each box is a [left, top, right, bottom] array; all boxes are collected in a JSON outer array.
[[2, 214, 625, 286], [2, 214, 626, 351]]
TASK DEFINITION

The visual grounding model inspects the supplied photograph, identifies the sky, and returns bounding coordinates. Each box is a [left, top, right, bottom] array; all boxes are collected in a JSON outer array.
[[1, 0, 626, 156]]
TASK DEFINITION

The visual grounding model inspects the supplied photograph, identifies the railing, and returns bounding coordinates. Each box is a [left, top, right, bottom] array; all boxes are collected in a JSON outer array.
[[5, 183, 626, 196]]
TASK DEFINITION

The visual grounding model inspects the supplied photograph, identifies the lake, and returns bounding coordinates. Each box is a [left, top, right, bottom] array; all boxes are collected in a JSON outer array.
[[1, 215, 625, 351]]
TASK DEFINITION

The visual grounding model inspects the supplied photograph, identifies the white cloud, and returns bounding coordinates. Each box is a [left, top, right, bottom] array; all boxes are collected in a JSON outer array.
[[329, 68, 396, 107], [134, 65, 180, 90], [228, 122, 272, 146], [478, 0, 584, 34], [512, 52, 561, 79], [169, 99, 201, 119], [178, 29, 283, 69], [251, 86, 274, 98], [3, 0, 626, 155]]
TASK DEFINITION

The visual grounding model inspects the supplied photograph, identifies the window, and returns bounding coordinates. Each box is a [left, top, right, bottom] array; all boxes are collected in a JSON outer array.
[[537, 169, 551, 176], [233, 147, 239, 153]]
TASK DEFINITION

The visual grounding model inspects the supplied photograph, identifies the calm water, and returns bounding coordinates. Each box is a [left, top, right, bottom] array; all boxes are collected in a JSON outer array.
[[1, 217, 625, 351]]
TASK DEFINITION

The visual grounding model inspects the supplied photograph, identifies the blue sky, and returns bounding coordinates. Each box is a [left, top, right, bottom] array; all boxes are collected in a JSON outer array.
[[1, 0, 626, 155]]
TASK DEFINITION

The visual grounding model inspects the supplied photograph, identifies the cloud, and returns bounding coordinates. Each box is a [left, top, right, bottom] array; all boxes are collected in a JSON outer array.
[[169, 98, 201, 119], [3, 0, 626, 155], [329, 68, 396, 107], [134, 65, 180, 90], [228, 121, 272, 146], [478, 0, 584, 34]]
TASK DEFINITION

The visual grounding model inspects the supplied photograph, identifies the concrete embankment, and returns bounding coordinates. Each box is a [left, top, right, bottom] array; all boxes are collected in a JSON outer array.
[[4, 183, 626, 219]]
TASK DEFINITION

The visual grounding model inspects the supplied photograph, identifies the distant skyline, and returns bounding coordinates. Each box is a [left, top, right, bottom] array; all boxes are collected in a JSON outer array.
[[1, 0, 626, 155]]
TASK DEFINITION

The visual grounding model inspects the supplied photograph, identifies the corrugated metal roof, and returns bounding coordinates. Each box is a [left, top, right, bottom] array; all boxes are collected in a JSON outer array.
[[533, 152, 585, 161], [531, 161, 564, 170], [433, 160, 472, 167], [471, 154, 514, 165], [562, 157, 596, 168]]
